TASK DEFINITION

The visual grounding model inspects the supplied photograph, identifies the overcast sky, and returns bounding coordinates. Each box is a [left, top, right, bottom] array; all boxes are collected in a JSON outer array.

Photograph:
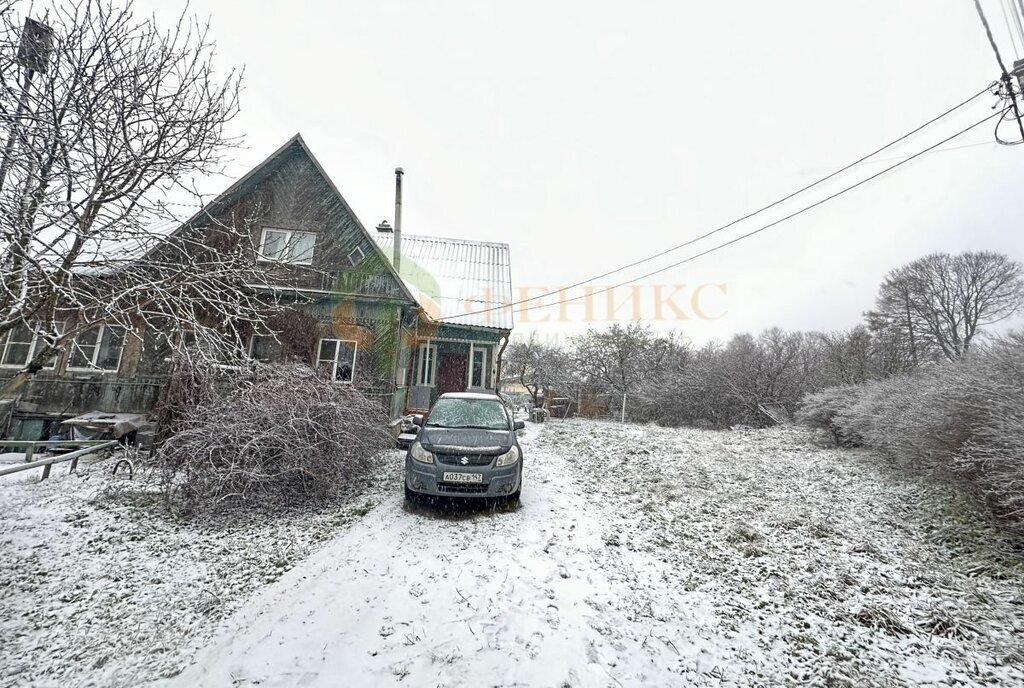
[[138, 0, 1024, 344]]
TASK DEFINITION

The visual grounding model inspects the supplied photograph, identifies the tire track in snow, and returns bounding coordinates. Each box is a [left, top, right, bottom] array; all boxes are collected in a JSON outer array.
[[163, 424, 683, 687]]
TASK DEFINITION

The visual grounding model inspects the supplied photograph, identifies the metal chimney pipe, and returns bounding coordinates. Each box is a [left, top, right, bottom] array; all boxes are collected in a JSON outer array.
[[393, 167, 404, 273]]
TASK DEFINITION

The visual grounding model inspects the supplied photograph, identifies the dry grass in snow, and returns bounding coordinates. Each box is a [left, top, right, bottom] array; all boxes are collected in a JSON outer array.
[[3, 421, 1024, 687], [545, 420, 1024, 686]]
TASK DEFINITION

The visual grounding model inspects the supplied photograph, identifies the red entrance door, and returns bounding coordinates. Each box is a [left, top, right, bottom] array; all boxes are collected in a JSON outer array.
[[437, 352, 467, 395]]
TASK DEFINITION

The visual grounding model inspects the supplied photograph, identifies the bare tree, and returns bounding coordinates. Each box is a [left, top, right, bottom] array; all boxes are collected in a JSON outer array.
[[816, 326, 878, 385], [503, 333, 572, 408], [0, 0, 265, 398], [572, 323, 673, 421], [871, 252, 1024, 363]]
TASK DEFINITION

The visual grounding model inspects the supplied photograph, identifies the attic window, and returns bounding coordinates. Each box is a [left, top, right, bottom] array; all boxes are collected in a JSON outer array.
[[260, 228, 316, 265], [348, 246, 366, 267]]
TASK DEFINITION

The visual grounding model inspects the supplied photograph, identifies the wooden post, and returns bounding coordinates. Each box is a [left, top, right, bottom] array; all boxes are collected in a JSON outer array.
[[24, 442, 35, 463]]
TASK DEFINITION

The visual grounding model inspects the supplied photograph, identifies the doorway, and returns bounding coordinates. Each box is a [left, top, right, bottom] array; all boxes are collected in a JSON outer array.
[[436, 351, 467, 396]]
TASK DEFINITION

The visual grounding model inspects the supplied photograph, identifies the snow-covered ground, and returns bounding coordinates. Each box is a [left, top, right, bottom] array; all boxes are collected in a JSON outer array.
[[3, 420, 1024, 687], [0, 451, 393, 688]]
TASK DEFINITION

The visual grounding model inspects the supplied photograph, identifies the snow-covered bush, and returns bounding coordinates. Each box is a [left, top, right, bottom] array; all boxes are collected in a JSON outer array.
[[798, 333, 1024, 534], [796, 384, 863, 445], [948, 334, 1024, 525], [157, 363, 390, 510]]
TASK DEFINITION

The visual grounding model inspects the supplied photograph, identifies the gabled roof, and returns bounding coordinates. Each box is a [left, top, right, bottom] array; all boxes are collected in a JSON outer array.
[[134, 134, 417, 304], [374, 232, 514, 331]]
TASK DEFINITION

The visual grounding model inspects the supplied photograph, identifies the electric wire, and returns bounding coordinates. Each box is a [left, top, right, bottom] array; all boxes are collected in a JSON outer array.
[[445, 84, 994, 321], [1000, 0, 1024, 57], [442, 83, 991, 323], [472, 109, 1005, 321], [1008, 0, 1024, 48]]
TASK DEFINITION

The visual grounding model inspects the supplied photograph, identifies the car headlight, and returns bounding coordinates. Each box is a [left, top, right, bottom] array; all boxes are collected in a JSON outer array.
[[410, 441, 433, 464], [495, 445, 520, 467]]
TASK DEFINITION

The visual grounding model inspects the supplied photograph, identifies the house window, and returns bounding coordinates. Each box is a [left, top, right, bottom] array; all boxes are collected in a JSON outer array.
[[0, 322, 64, 369], [470, 347, 488, 388], [317, 339, 357, 382], [259, 228, 316, 264], [348, 245, 366, 267], [68, 325, 125, 371], [249, 335, 279, 363], [415, 344, 437, 387]]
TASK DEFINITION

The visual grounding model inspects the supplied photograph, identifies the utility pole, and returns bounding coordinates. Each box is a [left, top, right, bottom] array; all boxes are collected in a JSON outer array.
[[0, 17, 54, 193]]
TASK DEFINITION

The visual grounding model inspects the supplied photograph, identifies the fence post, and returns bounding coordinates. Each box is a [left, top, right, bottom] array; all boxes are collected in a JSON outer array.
[[24, 442, 34, 464], [41, 462, 51, 480]]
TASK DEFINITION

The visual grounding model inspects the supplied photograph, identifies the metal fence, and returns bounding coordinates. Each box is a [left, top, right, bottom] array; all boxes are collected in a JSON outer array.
[[0, 440, 119, 480]]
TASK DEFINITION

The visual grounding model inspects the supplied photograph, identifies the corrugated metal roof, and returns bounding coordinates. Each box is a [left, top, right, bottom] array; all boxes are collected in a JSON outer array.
[[374, 233, 513, 330]]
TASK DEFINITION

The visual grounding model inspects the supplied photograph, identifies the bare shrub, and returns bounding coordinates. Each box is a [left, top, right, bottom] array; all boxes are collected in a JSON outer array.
[[796, 385, 863, 446], [151, 353, 219, 445], [798, 332, 1024, 536], [948, 333, 1024, 526], [157, 363, 390, 510], [265, 308, 321, 364]]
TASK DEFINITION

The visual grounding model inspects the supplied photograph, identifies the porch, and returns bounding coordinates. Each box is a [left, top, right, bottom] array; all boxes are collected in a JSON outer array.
[[404, 337, 500, 412]]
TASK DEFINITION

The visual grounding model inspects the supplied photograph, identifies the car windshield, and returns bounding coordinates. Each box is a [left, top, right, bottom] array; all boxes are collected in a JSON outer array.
[[426, 398, 509, 430]]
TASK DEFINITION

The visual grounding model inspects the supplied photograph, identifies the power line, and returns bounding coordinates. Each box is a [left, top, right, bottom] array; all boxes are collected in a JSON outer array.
[[489, 109, 1004, 320], [1016, 0, 1024, 41], [819, 138, 997, 171], [447, 84, 993, 321], [1008, 0, 1024, 48], [1000, 0, 1024, 56], [978, 0, 1024, 144]]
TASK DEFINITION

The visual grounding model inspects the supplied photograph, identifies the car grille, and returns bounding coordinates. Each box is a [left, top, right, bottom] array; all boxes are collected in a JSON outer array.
[[437, 483, 490, 494], [436, 453, 493, 467]]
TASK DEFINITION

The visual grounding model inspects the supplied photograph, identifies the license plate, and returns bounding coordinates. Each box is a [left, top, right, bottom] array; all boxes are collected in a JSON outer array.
[[442, 472, 483, 484]]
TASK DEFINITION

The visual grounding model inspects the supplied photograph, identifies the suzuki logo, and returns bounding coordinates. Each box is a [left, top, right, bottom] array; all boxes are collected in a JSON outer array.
[[459, 456, 470, 465]]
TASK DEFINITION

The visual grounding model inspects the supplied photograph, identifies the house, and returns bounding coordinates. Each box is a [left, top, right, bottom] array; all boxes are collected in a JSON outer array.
[[372, 229, 513, 412], [0, 135, 514, 438]]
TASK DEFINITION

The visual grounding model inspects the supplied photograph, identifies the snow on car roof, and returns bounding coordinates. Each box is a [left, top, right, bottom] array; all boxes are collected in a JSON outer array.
[[437, 392, 503, 400]]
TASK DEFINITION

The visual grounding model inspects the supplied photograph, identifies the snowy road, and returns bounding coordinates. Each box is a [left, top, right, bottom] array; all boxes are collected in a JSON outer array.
[[167, 421, 1024, 687], [167, 425, 692, 687]]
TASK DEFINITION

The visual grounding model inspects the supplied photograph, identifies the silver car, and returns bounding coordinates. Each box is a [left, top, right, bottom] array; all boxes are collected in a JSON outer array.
[[404, 392, 525, 503]]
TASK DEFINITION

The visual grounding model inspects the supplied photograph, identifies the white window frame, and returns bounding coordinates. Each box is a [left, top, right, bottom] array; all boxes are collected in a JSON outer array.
[[0, 321, 65, 369], [258, 227, 317, 265], [317, 338, 358, 383], [348, 245, 366, 267], [416, 343, 438, 387], [468, 344, 488, 389], [67, 324, 126, 373]]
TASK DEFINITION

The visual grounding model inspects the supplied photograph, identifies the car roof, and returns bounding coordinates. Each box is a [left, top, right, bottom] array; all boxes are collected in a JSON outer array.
[[437, 392, 502, 401]]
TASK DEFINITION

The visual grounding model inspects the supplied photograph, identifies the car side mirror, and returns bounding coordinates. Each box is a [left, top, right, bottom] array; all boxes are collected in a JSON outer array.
[[412, 414, 424, 427], [513, 420, 525, 431]]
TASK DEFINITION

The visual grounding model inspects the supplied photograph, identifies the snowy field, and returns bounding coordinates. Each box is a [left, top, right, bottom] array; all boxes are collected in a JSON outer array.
[[2, 420, 1024, 687]]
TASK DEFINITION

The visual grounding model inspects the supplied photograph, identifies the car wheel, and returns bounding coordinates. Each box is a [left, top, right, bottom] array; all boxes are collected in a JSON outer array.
[[504, 488, 521, 506], [404, 484, 417, 502]]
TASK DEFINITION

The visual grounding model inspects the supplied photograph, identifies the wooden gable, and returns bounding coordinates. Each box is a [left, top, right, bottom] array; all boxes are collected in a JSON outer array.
[[187, 135, 414, 302]]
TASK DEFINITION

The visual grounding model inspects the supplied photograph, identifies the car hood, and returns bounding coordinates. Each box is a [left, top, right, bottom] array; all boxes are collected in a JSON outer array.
[[418, 427, 513, 455]]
